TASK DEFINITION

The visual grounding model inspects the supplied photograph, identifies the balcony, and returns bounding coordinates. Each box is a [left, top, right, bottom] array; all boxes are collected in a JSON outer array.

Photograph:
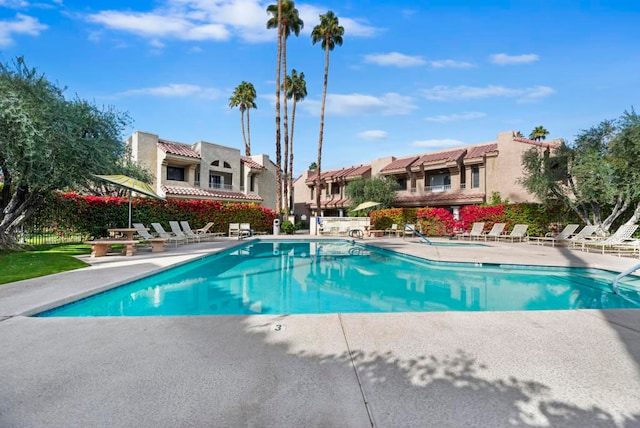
[[209, 182, 234, 191], [425, 184, 451, 193]]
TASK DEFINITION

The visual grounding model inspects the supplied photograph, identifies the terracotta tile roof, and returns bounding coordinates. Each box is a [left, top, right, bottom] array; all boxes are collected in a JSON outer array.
[[161, 185, 263, 201], [415, 148, 466, 165], [158, 140, 200, 159], [380, 156, 420, 172], [305, 165, 370, 184], [465, 143, 498, 159], [241, 157, 265, 169], [395, 192, 485, 204]]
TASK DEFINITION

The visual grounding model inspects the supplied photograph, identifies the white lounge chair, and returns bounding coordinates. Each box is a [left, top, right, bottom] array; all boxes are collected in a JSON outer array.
[[456, 222, 485, 240], [481, 223, 506, 241], [239, 223, 253, 238], [151, 222, 185, 246], [528, 224, 580, 247], [567, 225, 599, 247], [498, 224, 529, 242], [169, 221, 195, 243], [179, 221, 209, 242], [582, 224, 638, 254], [229, 223, 240, 237], [385, 224, 398, 236]]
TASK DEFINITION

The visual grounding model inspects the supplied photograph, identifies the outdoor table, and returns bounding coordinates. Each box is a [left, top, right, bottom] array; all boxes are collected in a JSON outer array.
[[108, 227, 147, 240]]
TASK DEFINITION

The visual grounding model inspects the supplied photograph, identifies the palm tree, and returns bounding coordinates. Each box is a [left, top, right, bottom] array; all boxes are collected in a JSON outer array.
[[515, 131, 524, 138], [311, 10, 344, 217], [529, 126, 549, 142], [283, 69, 307, 215], [228, 81, 257, 156], [267, 0, 303, 215]]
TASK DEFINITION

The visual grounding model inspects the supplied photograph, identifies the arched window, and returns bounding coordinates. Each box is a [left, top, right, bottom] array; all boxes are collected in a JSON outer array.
[[211, 160, 219, 167], [223, 161, 231, 169]]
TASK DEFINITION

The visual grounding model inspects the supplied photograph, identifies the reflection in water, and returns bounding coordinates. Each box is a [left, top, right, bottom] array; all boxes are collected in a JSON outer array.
[[40, 241, 640, 316]]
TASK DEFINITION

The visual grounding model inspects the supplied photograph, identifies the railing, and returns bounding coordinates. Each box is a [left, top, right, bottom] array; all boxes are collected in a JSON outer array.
[[612, 262, 640, 294], [460, 183, 466, 189], [424, 184, 451, 193], [209, 183, 233, 191], [410, 187, 417, 193]]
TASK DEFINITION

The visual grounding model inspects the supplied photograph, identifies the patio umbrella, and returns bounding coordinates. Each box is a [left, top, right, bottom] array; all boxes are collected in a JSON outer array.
[[93, 174, 165, 228], [352, 201, 381, 212]]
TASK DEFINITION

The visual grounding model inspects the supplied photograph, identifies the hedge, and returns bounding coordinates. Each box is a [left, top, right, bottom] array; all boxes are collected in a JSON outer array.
[[45, 192, 276, 238]]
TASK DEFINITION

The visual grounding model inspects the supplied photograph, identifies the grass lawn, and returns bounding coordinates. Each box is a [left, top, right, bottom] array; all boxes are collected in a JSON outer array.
[[0, 244, 91, 285]]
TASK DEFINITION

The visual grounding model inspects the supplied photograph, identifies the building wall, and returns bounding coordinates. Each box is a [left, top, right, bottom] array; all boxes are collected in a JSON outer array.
[[194, 140, 242, 192], [249, 154, 278, 212], [126, 131, 160, 189]]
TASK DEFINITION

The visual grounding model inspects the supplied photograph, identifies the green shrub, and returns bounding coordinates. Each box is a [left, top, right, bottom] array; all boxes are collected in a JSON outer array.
[[280, 220, 295, 234]]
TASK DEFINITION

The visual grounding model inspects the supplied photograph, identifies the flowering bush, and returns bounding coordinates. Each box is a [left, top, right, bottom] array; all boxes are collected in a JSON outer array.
[[369, 208, 416, 230], [51, 192, 276, 238], [416, 207, 456, 236], [458, 205, 507, 232]]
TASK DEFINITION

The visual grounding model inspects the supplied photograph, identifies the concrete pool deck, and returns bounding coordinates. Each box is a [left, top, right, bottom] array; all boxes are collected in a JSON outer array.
[[1, 237, 639, 427]]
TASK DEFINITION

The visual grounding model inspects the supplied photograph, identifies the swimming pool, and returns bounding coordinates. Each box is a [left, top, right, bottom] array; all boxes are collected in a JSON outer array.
[[38, 240, 640, 316]]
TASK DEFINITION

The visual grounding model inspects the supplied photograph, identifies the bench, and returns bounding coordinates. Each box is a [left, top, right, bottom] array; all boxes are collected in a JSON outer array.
[[147, 238, 166, 253], [88, 240, 140, 257]]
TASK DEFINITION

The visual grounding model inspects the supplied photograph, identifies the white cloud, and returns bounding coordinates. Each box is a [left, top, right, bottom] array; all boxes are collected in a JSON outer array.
[[412, 139, 465, 149], [490, 53, 539, 65], [298, 4, 381, 38], [0, 0, 29, 8], [0, 13, 47, 46], [430, 59, 475, 69], [302, 93, 418, 116], [118, 83, 221, 99], [422, 85, 555, 103], [363, 52, 426, 67], [86, 10, 230, 42], [357, 130, 388, 140], [85, 1, 382, 46], [424, 112, 486, 122]]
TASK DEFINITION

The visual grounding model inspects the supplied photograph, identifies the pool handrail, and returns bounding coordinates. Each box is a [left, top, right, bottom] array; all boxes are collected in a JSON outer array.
[[403, 224, 432, 245], [612, 262, 640, 295]]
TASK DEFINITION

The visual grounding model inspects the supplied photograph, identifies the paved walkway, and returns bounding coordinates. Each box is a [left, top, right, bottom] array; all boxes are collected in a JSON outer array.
[[1, 237, 639, 427]]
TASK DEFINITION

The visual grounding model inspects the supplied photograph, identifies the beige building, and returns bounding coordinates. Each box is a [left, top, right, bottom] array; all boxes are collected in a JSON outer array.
[[293, 131, 561, 217], [126, 131, 278, 210]]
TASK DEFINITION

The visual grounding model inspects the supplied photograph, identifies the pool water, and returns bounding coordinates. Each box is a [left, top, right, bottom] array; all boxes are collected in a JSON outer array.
[[38, 240, 640, 316]]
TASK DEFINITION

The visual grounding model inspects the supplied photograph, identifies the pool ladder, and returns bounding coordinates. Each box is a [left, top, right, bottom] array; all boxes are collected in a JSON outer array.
[[612, 262, 640, 294], [403, 224, 432, 245]]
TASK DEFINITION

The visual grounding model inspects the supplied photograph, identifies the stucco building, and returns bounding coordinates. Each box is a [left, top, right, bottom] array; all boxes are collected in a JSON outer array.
[[126, 131, 278, 210], [293, 131, 561, 218]]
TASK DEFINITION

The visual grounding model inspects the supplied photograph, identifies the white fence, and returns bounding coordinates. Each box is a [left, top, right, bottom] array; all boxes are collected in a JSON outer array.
[[310, 216, 370, 236]]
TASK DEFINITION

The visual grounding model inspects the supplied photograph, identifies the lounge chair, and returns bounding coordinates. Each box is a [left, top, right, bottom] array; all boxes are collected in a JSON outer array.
[[566, 225, 599, 247], [498, 224, 529, 242], [169, 221, 195, 243], [151, 222, 185, 246], [401, 224, 417, 238], [528, 224, 580, 247], [239, 223, 253, 238], [582, 224, 638, 254], [456, 222, 485, 240], [385, 224, 398, 236], [481, 223, 506, 241], [229, 223, 240, 237], [132, 223, 155, 241], [179, 221, 209, 243]]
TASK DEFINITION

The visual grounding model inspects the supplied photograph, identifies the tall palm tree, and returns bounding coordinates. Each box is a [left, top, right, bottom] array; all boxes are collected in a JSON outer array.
[[228, 81, 257, 156], [311, 11, 344, 217], [283, 69, 307, 215], [529, 126, 549, 142], [267, 0, 303, 215]]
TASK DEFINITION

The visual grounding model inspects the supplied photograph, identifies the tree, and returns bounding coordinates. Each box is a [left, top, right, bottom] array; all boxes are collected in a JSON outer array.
[[308, 162, 317, 170], [311, 10, 344, 216], [519, 110, 640, 233], [267, 0, 303, 216], [283, 69, 307, 215], [228, 81, 257, 156], [345, 177, 398, 215], [529, 126, 549, 141], [515, 131, 524, 138], [0, 57, 133, 249]]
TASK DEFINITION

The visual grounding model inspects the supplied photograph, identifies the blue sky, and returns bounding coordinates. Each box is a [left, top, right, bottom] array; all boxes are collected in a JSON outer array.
[[1, 0, 639, 175]]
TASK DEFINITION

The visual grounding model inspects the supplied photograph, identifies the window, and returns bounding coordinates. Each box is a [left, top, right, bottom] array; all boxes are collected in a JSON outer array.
[[211, 160, 231, 168], [250, 175, 255, 192], [429, 174, 450, 192], [331, 183, 340, 195], [471, 166, 480, 188], [212, 160, 219, 167], [210, 174, 222, 189], [223, 161, 231, 169], [396, 177, 407, 190], [167, 166, 185, 181]]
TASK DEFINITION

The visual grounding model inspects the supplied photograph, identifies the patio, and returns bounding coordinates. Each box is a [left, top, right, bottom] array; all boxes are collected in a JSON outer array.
[[0, 237, 639, 427]]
